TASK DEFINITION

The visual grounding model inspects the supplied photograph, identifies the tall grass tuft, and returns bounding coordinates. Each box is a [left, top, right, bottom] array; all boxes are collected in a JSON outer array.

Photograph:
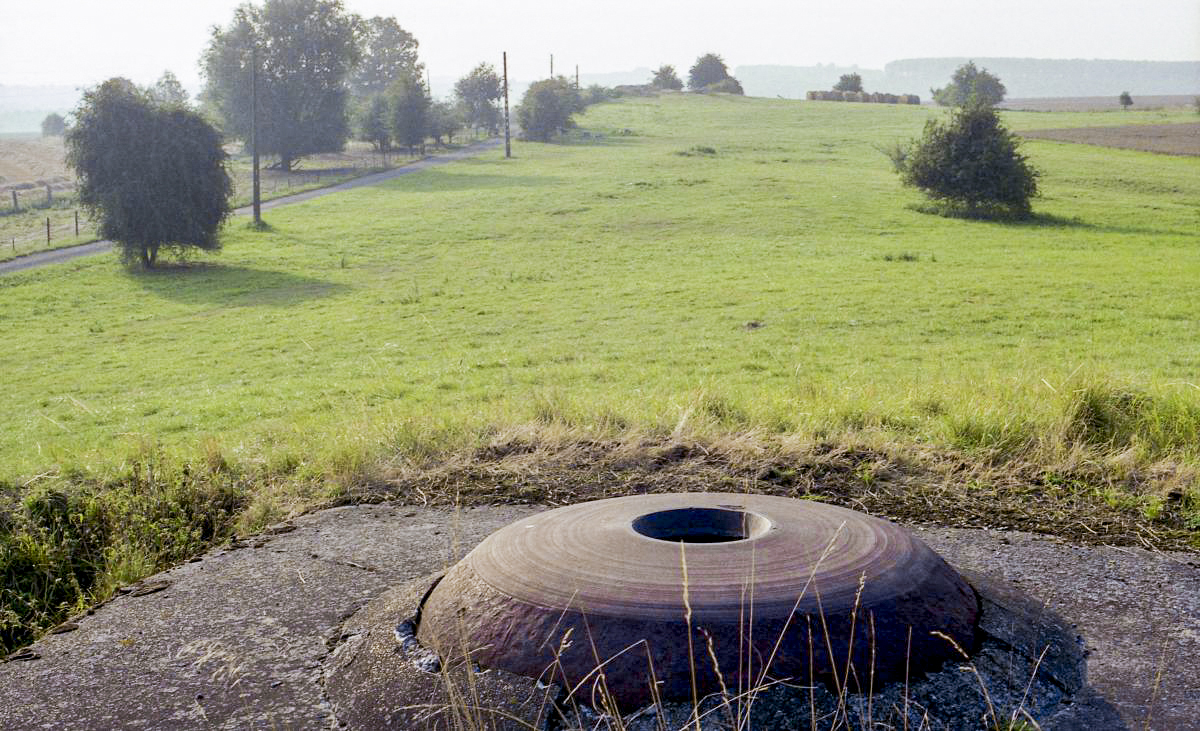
[[1056, 376, 1200, 459]]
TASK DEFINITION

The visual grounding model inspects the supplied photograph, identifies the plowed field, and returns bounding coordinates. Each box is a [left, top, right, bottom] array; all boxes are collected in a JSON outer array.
[[1020, 122, 1199, 156], [999, 95, 1197, 112]]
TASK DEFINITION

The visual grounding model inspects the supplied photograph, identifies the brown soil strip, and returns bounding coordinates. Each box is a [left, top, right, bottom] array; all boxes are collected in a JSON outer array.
[[999, 95, 1198, 112], [1020, 123, 1200, 156], [368, 437, 1198, 552]]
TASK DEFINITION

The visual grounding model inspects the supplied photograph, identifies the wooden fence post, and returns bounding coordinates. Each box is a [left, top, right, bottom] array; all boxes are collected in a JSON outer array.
[[75, 210, 79, 236], [10, 190, 17, 211], [46, 217, 51, 244]]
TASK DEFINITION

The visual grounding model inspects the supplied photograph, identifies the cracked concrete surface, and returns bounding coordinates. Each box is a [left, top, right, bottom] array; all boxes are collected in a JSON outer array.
[[0, 503, 1196, 730], [0, 503, 536, 730]]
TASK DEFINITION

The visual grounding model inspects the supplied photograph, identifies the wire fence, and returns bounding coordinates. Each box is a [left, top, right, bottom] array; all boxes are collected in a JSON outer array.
[[0, 138, 481, 259], [0, 184, 91, 257]]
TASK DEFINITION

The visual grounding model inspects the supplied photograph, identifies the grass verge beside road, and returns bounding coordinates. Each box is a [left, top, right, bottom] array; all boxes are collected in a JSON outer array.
[[2, 95, 1198, 653]]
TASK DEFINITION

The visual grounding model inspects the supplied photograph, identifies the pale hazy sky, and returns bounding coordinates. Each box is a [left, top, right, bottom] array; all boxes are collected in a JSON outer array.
[[3, 0, 1198, 92]]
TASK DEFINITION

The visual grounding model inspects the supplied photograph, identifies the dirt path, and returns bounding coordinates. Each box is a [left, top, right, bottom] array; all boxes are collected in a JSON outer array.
[[0, 139, 500, 276], [0, 502, 1195, 729]]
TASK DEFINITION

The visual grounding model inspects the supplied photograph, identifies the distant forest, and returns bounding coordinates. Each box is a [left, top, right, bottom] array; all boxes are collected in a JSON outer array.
[[736, 58, 1200, 99]]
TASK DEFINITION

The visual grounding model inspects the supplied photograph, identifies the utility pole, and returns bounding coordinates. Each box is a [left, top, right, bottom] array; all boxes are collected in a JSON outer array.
[[550, 54, 554, 78], [575, 65, 580, 90], [503, 51, 511, 159], [251, 43, 262, 227]]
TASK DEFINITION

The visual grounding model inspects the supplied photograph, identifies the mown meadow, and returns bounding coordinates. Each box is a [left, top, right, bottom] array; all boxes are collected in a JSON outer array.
[[2, 94, 1198, 651]]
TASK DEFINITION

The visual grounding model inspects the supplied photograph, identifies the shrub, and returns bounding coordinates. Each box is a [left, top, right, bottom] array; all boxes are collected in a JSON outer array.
[[650, 65, 683, 91], [887, 103, 1039, 218], [357, 94, 391, 151], [688, 53, 734, 91], [389, 71, 430, 153], [517, 77, 582, 142], [703, 78, 745, 95], [582, 84, 614, 106], [40, 113, 66, 137], [932, 61, 1006, 107], [427, 100, 463, 146], [1, 455, 248, 655], [833, 73, 863, 93]]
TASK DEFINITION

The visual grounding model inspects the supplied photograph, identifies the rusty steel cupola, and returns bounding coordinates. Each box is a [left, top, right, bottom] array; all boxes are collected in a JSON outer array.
[[414, 493, 980, 710]]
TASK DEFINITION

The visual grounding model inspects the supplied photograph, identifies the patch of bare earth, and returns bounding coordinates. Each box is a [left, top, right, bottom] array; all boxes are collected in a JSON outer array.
[[999, 95, 1197, 112], [358, 432, 1198, 552], [1020, 122, 1200, 156]]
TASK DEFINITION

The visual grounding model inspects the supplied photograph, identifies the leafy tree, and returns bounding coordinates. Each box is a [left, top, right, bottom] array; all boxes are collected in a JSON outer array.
[[887, 102, 1038, 218], [201, 0, 360, 171], [704, 77, 744, 95], [932, 61, 1006, 107], [1119, 91, 1133, 110], [454, 63, 503, 134], [147, 70, 189, 107], [66, 79, 232, 268], [688, 53, 732, 91], [357, 94, 391, 151], [40, 113, 66, 137], [389, 71, 429, 153], [350, 16, 419, 96], [517, 77, 581, 142], [650, 65, 683, 91], [833, 73, 863, 93], [428, 100, 463, 146], [582, 84, 612, 106]]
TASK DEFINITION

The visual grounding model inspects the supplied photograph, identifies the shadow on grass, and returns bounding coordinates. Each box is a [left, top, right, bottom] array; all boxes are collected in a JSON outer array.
[[552, 131, 644, 147], [389, 168, 564, 192], [907, 204, 1190, 236], [1011, 213, 1193, 237], [134, 261, 349, 307]]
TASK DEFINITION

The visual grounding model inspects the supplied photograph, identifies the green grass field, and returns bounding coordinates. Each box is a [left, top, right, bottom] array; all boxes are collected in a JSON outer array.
[[2, 94, 1198, 651]]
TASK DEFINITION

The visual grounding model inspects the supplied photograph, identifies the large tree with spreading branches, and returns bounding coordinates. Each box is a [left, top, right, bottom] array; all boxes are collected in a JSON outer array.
[[454, 63, 503, 134], [201, 0, 360, 171], [931, 61, 1006, 107]]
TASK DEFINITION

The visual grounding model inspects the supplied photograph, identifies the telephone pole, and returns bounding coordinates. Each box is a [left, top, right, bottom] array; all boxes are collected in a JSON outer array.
[[575, 65, 580, 90], [503, 52, 511, 159], [250, 43, 262, 226], [550, 54, 554, 78]]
